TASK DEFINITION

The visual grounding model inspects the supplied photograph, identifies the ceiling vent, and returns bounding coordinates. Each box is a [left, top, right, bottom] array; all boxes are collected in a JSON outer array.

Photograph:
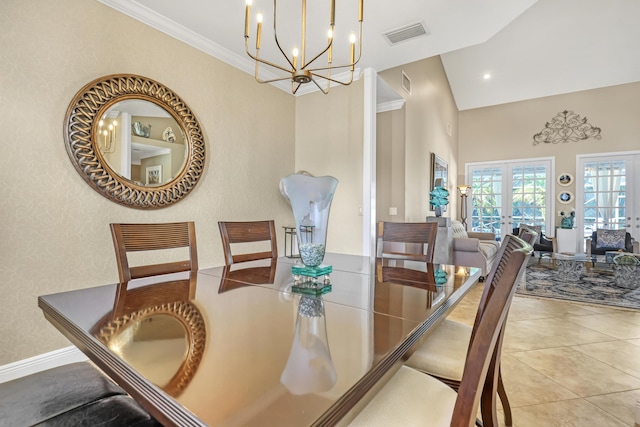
[[383, 21, 429, 45]]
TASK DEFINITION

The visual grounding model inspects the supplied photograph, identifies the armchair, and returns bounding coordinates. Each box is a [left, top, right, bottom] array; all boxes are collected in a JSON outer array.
[[451, 219, 500, 278], [586, 229, 638, 256]]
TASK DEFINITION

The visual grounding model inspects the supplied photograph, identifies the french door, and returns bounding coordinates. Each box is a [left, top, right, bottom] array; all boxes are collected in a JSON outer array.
[[467, 159, 553, 241], [576, 153, 640, 243]]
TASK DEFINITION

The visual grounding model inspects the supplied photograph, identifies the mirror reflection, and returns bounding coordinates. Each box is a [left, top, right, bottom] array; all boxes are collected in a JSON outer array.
[[98, 100, 187, 187], [107, 313, 188, 387]]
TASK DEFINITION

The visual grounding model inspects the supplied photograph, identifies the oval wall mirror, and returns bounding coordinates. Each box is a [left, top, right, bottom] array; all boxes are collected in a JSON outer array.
[[64, 74, 205, 209]]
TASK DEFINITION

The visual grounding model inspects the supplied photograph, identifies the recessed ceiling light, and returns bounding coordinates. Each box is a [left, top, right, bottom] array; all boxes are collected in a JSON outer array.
[[483, 73, 491, 80]]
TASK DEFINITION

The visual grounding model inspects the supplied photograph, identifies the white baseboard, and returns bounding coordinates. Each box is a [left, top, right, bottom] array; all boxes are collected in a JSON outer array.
[[0, 346, 87, 384]]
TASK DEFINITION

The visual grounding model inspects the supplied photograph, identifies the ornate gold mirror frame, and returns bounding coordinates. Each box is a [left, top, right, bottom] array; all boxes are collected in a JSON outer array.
[[64, 74, 205, 209], [96, 301, 206, 397]]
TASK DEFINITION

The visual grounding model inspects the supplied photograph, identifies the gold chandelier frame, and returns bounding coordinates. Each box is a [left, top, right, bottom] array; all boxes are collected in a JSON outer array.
[[244, 0, 363, 94]]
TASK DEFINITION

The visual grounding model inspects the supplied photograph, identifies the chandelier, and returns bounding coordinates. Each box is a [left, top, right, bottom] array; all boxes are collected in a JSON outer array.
[[244, 0, 363, 94]]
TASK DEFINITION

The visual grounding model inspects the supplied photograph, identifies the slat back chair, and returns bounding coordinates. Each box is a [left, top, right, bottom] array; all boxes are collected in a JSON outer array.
[[110, 222, 198, 283], [377, 221, 438, 263], [452, 234, 531, 426], [348, 234, 532, 427], [472, 229, 537, 340], [404, 230, 536, 427], [470, 228, 537, 426], [218, 220, 278, 266]]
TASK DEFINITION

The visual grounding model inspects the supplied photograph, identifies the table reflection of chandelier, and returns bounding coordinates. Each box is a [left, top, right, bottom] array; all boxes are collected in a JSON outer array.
[[244, 0, 363, 94]]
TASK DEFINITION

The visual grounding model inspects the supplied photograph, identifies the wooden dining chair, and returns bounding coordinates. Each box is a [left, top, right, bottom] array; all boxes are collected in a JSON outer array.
[[110, 222, 198, 282], [404, 230, 537, 426], [218, 220, 278, 266], [377, 221, 438, 262], [349, 234, 532, 427]]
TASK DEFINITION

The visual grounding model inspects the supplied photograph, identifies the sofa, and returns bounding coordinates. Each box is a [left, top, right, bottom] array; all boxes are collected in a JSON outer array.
[[451, 219, 500, 278]]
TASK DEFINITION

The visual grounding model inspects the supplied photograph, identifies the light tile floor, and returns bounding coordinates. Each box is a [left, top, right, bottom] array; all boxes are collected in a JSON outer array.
[[447, 281, 640, 427]]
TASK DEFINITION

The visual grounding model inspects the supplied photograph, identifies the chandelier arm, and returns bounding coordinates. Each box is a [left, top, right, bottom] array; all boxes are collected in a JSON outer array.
[[310, 72, 354, 86], [257, 75, 296, 84], [292, 82, 303, 94], [309, 77, 330, 95], [245, 40, 292, 74], [271, 0, 296, 70], [301, 40, 332, 71], [307, 22, 363, 72]]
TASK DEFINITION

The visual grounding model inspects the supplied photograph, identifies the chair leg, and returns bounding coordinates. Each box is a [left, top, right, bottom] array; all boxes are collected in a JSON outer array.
[[498, 370, 513, 426]]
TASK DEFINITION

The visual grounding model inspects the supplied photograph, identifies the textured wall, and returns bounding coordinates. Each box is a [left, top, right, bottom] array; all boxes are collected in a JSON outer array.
[[376, 108, 407, 222], [0, 0, 295, 364], [294, 80, 365, 255]]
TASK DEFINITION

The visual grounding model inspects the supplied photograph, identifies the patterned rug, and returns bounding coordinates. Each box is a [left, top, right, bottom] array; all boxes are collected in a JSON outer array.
[[517, 260, 640, 310]]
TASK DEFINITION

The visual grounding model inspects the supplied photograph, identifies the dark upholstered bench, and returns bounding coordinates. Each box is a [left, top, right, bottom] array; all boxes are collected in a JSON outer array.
[[0, 362, 161, 426]]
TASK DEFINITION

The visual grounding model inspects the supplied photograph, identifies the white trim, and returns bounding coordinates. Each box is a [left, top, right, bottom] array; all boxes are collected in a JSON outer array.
[[576, 150, 640, 160], [376, 99, 405, 113], [96, 0, 290, 94], [363, 68, 377, 261], [465, 155, 555, 167], [0, 346, 87, 384]]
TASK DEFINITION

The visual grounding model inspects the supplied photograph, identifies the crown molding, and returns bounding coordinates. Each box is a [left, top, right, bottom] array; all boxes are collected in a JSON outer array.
[[97, 0, 360, 97], [96, 0, 290, 93], [377, 99, 405, 113]]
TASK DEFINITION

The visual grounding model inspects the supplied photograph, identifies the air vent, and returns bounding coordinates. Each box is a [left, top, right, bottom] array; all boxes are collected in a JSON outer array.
[[402, 71, 411, 95], [383, 21, 429, 45]]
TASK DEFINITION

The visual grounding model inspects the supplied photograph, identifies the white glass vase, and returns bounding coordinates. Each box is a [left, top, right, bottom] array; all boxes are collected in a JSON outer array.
[[280, 173, 338, 269]]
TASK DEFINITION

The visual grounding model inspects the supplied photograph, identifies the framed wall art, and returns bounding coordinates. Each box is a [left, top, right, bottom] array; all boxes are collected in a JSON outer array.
[[146, 165, 162, 186], [430, 153, 448, 212]]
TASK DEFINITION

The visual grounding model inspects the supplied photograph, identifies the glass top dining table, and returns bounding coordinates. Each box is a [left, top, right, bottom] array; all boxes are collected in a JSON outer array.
[[38, 254, 480, 427]]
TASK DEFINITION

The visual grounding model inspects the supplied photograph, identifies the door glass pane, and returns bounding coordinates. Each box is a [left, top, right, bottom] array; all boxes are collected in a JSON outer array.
[[582, 160, 627, 238], [471, 167, 503, 239], [512, 163, 548, 234]]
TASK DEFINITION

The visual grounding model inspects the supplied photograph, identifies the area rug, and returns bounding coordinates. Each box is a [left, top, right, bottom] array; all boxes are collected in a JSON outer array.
[[516, 260, 640, 310]]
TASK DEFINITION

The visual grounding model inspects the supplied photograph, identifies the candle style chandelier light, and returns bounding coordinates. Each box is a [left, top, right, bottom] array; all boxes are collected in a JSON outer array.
[[244, 0, 364, 94], [98, 119, 117, 153]]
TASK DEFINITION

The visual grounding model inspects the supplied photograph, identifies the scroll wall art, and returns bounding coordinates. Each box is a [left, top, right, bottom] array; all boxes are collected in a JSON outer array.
[[533, 110, 601, 145]]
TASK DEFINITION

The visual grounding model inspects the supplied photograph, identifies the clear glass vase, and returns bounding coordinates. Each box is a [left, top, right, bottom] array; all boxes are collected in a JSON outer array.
[[280, 173, 338, 275]]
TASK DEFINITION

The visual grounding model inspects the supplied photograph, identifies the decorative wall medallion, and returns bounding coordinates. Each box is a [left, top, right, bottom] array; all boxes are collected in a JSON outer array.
[[558, 191, 574, 204], [557, 173, 573, 186], [533, 110, 601, 145]]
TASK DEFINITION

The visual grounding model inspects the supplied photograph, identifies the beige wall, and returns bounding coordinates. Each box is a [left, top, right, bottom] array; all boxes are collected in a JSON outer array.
[[0, 0, 295, 364], [458, 82, 640, 224], [376, 107, 407, 222], [378, 57, 460, 223], [294, 80, 365, 255]]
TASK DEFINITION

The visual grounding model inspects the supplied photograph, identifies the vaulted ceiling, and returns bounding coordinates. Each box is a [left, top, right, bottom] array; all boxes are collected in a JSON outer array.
[[99, 0, 640, 110]]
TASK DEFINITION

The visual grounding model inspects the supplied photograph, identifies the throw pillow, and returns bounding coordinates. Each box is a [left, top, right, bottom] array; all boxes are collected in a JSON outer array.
[[596, 229, 626, 249], [450, 220, 468, 239], [519, 224, 541, 245]]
